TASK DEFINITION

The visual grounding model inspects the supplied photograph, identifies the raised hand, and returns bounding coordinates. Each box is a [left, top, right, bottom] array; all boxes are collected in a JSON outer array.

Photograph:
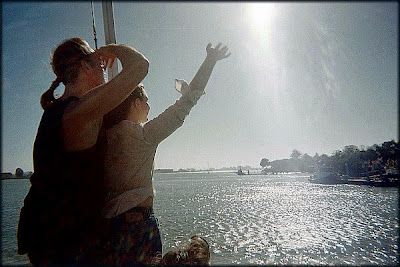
[[188, 42, 231, 93], [206, 43, 231, 62]]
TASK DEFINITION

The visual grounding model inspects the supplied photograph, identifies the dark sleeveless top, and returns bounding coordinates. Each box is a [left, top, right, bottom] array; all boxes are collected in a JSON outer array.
[[17, 97, 108, 263]]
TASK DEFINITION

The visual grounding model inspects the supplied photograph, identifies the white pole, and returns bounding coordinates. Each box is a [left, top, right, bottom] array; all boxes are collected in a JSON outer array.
[[102, 1, 118, 80]]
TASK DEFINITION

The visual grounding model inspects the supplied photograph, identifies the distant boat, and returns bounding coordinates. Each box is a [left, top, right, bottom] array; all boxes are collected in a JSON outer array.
[[237, 167, 250, 175], [237, 167, 245, 175], [340, 168, 399, 187], [340, 175, 369, 185], [308, 166, 342, 184], [367, 168, 399, 187]]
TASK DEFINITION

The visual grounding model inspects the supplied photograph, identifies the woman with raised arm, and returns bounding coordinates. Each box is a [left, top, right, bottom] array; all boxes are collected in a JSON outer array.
[[17, 37, 149, 265], [101, 43, 230, 265]]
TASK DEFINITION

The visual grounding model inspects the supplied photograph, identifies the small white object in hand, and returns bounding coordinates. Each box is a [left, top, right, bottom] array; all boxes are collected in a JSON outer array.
[[175, 79, 190, 95]]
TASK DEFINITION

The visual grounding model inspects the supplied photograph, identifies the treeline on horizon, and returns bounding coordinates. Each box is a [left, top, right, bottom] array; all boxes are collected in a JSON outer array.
[[260, 140, 399, 177]]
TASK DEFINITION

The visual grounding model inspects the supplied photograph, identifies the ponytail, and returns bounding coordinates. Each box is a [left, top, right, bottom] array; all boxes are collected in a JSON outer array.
[[41, 37, 92, 110], [40, 77, 62, 110]]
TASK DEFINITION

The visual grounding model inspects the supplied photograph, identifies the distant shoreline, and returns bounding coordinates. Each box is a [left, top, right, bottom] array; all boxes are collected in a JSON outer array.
[[1, 177, 29, 181]]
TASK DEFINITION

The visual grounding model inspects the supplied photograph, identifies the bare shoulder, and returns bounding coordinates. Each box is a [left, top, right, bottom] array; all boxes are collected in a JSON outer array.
[[62, 114, 102, 152]]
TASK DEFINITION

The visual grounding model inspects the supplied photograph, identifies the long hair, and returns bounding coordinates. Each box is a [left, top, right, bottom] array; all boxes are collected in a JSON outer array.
[[40, 37, 93, 110], [102, 85, 145, 130]]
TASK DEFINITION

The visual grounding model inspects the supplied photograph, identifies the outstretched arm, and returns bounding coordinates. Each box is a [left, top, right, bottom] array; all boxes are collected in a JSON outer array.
[[142, 43, 230, 145], [189, 43, 231, 92]]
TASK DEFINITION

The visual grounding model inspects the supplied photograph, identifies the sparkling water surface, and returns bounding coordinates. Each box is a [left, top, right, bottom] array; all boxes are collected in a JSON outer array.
[[2, 172, 398, 265]]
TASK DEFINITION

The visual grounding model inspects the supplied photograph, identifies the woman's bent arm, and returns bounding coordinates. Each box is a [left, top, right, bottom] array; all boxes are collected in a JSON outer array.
[[64, 44, 149, 124], [63, 44, 149, 151]]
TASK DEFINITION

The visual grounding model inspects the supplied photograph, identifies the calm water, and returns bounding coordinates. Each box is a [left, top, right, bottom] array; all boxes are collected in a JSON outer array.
[[1, 172, 399, 265]]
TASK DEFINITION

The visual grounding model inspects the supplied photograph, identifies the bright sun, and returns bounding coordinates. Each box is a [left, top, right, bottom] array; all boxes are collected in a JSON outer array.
[[248, 3, 277, 31]]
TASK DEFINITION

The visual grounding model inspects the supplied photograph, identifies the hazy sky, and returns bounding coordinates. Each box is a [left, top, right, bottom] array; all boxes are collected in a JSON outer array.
[[2, 2, 398, 172]]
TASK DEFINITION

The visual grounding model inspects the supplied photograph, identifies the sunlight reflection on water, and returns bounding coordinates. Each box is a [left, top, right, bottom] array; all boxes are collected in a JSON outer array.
[[2, 173, 398, 265], [154, 172, 399, 265]]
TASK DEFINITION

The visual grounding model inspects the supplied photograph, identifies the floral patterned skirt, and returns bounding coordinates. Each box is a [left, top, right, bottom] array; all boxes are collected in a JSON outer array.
[[104, 210, 163, 265]]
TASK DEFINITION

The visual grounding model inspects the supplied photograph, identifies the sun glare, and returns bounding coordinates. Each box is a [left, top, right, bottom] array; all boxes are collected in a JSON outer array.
[[244, 3, 285, 114], [248, 3, 277, 32]]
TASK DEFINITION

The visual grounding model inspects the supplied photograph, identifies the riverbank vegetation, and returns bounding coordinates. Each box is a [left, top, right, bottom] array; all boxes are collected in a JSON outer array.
[[261, 140, 399, 176]]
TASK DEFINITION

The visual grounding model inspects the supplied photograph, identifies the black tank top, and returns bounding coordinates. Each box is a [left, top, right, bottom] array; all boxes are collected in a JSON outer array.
[[18, 97, 108, 263]]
